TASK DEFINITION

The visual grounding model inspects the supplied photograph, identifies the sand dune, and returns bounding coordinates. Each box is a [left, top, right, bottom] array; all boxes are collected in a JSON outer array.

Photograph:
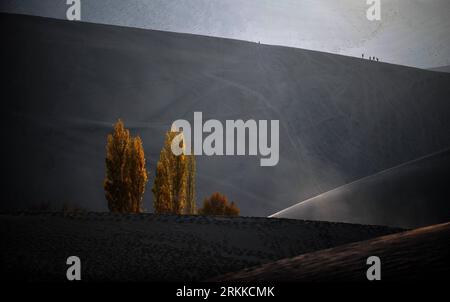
[[2, 13, 450, 216], [211, 222, 450, 282], [270, 148, 450, 228]]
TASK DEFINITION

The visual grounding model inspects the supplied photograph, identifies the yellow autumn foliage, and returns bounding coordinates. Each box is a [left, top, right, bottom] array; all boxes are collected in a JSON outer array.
[[104, 119, 148, 213], [152, 131, 196, 214]]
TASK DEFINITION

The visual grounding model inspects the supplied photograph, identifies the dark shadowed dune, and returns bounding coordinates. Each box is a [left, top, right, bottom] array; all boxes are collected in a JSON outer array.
[[0, 213, 402, 281], [270, 148, 450, 229], [2, 13, 450, 216], [211, 222, 450, 282]]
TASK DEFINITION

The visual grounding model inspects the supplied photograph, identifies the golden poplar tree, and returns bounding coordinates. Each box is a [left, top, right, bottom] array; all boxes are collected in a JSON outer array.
[[185, 154, 196, 214], [104, 119, 148, 213], [153, 131, 196, 214], [126, 136, 148, 212]]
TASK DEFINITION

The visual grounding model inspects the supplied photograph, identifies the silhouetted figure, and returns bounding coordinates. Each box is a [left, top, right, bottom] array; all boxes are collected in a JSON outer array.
[[362, 54, 364, 59], [376, 57, 379, 62]]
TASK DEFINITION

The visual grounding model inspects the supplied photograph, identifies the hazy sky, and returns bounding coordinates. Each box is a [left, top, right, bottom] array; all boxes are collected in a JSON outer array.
[[1, 0, 449, 68]]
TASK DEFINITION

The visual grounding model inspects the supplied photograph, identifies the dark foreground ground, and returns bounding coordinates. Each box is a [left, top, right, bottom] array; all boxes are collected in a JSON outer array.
[[212, 222, 450, 281], [0, 212, 402, 281]]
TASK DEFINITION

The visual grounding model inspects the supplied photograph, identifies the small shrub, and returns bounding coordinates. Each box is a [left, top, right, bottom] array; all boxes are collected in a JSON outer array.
[[199, 192, 240, 216]]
